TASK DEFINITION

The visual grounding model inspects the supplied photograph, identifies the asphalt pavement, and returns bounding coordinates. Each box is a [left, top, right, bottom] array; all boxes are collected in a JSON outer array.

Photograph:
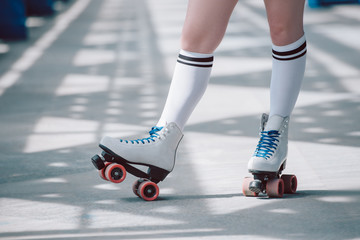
[[0, 0, 360, 239]]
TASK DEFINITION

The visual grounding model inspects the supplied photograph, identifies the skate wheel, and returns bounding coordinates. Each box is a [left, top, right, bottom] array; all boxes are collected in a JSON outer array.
[[281, 174, 297, 194], [99, 162, 112, 181], [132, 179, 143, 197], [138, 180, 159, 201], [242, 177, 259, 197], [266, 178, 284, 198], [105, 163, 127, 183]]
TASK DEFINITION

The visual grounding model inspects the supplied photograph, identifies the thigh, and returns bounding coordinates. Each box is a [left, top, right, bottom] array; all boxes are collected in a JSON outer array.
[[181, 0, 238, 53], [264, 0, 305, 45]]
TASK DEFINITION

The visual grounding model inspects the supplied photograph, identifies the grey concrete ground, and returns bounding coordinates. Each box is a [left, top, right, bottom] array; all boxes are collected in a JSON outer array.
[[0, 0, 360, 239]]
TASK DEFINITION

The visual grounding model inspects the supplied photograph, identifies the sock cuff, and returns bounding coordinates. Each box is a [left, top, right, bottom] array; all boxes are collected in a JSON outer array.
[[272, 35, 307, 61], [179, 49, 213, 58], [177, 49, 214, 68], [272, 35, 306, 52]]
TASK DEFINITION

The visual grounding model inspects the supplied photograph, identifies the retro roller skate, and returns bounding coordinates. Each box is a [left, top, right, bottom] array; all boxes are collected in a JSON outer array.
[[91, 122, 183, 201], [242, 114, 297, 198]]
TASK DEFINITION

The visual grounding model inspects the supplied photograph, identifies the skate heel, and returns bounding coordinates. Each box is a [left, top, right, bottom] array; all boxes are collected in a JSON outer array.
[[148, 166, 170, 183]]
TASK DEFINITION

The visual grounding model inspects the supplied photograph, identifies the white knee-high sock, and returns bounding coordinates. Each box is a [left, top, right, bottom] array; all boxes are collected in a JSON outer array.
[[157, 49, 213, 130], [269, 35, 307, 120]]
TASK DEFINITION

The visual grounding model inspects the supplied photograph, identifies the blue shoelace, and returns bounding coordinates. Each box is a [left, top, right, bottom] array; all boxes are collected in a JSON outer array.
[[120, 126, 163, 144], [253, 130, 280, 159]]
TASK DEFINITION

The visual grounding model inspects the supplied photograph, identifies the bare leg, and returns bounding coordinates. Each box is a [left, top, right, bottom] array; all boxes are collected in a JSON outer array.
[[264, 0, 305, 46], [181, 0, 238, 53]]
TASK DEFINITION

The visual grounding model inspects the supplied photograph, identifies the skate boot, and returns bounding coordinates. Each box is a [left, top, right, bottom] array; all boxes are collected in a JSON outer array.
[[91, 122, 183, 201], [242, 113, 297, 198]]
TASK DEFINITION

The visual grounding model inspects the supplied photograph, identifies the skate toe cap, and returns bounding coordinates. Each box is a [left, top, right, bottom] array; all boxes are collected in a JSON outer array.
[[248, 156, 261, 171], [100, 136, 118, 148], [248, 156, 276, 172]]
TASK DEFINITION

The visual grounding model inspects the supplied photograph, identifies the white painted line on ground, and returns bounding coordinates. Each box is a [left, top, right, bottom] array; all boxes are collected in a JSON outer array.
[[0, 0, 91, 96], [0, 228, 222, 240]]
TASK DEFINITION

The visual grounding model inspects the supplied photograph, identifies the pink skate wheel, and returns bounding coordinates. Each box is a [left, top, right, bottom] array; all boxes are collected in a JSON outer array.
[[138, 180, 159, 201], [266, 178, 284, 198], [242, 177, 259, 197], [105, 163, 127, 183], [281, 174, 297, 194], [99, 162, 112, 181], [132, 179, 143, 197]]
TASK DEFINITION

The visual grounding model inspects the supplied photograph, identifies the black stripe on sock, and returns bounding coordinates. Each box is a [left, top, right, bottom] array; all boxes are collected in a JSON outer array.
[[177, 60, 213, 68], [272, 50, 307, 61], [272, 41, 307, 57], [178, 54, 214, 63]]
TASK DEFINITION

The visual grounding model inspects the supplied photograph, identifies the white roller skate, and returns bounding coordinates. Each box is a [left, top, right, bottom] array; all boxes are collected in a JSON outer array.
[[243, 113, 297, 198], [91, 122, 183, 201]]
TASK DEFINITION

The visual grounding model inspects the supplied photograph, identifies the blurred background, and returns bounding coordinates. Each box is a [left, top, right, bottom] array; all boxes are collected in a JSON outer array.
[[0, 0, 359, 239]]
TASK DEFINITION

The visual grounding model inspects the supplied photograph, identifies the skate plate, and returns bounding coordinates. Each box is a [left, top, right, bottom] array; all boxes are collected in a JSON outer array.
[[91, 147, 170, 201]]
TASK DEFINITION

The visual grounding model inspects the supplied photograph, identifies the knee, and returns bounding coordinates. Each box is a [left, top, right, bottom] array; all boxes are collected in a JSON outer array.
[[269, 21, 303, 46], [180, 30, 220, 54]]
